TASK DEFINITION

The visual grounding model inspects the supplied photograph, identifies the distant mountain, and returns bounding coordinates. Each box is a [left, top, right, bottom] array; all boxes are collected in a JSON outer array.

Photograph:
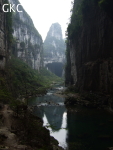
[[44, 23, 66, 77]]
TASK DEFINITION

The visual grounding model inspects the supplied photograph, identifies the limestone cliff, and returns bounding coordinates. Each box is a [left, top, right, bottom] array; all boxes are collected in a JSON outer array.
[[8, 0, 43, 70], [44, 23, 65, 77], [0, 0, 7, 70], [65, 0, 113, 95]]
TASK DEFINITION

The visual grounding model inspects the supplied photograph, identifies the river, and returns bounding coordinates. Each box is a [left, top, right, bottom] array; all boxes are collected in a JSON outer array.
[[28, 85, 113, 150]]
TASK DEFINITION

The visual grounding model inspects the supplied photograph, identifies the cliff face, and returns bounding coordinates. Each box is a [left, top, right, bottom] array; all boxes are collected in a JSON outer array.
[[0, 0, 7, 70], [8, 0, 43, 70], [44, 23, 65, 77], [66, 0, 113, 94]]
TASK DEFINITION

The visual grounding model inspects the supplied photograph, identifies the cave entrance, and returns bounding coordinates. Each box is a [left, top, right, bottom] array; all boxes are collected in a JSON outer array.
[[46, 62, 63, 77]]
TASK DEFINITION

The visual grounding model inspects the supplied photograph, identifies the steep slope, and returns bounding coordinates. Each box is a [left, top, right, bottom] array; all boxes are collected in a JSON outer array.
[[0, 0, 62, 103], [0, 2, 63, 150], [8, 0, 43, 70], [0, 0, 12, 70], [65, 0, 113, 96], [0, 0, 6, 70], [44, 23, 65, 77]]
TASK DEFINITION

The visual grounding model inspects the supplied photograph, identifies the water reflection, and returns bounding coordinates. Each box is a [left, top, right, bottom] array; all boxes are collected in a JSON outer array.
[[33, 105, 67, 147], [28, 88, 68, 148], [28, 88, 113, 150], [33, 105, 66, 131], [67, 106, 113, 150], [33, 106, 44, 119], [49, 112, 68, 148], [44, 105, 65, 131]]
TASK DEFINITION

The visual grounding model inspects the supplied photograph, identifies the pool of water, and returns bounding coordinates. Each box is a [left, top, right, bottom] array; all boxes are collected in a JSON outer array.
[[28, 86, 113, 150]]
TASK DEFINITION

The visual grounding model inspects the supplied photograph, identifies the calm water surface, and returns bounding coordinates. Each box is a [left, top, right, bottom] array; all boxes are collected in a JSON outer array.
[[28, 86, 113, 150]]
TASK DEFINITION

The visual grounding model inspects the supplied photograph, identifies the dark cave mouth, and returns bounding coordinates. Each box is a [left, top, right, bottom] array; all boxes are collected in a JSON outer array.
[[46, 62, 63, 77]]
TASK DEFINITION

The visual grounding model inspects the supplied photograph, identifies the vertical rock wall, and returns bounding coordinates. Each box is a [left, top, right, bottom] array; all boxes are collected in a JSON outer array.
[[8, 0, 43, 70], [0, 0, 7, 70], [66, 0, 113, 94]]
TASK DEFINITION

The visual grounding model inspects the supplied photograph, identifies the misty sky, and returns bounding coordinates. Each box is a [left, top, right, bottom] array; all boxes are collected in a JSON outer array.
[[19, 0, 72, 41]]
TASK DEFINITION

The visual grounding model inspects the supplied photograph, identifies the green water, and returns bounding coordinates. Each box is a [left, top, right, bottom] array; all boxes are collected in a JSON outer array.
[[67, 106, 113, 150], [28, 87, 113, 150]]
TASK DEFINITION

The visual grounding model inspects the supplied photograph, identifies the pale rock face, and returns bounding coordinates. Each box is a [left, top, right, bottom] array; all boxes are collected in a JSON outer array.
[[49, 23, 62, 40], [8, 0, 43, 70], [51, 25, 62, 40], [43, 23, 66, 76], [52, 41, 57, 49]]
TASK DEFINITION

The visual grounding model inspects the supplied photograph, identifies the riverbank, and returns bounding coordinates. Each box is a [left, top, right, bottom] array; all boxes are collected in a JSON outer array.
[[54, 86, 113, 113], [0, 56, 62, 104], [28, 85, 113, 150], [0, 56, 64, 149], [0, 103, 64, 150]]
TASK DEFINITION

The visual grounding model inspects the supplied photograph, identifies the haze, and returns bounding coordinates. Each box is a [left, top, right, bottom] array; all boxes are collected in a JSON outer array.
[[19, 0, 72, 41]]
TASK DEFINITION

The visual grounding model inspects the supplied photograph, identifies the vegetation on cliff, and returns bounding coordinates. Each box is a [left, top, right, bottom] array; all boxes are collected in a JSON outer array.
[[0, 56, 61, 104], [65, 0, 113, 104], [0, 56, 62, 149], [12, 0, 41, 38], [66, 0, 113, 85], [67, 0, 113, 40], [0, 1, 63, 150], [98, 0, 113, 20]]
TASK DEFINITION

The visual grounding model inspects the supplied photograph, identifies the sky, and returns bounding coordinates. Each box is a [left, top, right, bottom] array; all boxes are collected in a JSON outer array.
[[19, 0, 72, 41]]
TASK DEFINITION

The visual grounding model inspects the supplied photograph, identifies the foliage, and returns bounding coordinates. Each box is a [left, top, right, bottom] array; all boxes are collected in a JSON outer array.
[[67, 0, 83, 40], [40, 68, 62, 84], [65, 0, 113, 88], [67, 0, 113, 40], [8, 56, 62, 97], [98, 0, 113, 20], [20, 42, 25, 49], [0, 55, 62, 103], [28, 41, 34, 51], [0, 74, 13, 103]]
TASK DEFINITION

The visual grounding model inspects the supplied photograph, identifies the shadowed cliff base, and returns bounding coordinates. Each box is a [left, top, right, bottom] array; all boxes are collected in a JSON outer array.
[[63, 85, 113, 112], [65, 0, 113, 104]]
